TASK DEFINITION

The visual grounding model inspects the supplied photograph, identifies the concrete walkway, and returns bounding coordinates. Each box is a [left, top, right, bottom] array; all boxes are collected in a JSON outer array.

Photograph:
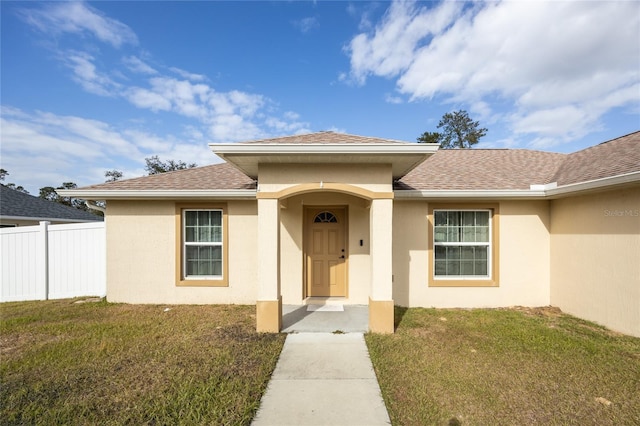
[[252, 333, 391, 426]]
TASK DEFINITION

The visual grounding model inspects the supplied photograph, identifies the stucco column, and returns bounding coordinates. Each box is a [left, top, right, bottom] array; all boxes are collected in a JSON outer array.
[[369, 198, 394, 333], [256, 198, 282, 332]]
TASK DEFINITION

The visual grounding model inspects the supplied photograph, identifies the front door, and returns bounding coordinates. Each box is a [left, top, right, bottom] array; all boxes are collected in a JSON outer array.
[[305, 207, 347, 297]]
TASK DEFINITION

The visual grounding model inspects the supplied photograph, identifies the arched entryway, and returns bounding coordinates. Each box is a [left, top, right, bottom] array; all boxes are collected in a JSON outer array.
[[256, 182, 395, 334]]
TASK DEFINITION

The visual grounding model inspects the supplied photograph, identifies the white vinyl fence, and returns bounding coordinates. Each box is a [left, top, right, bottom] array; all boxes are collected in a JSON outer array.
[[1, 221, 106, 302]]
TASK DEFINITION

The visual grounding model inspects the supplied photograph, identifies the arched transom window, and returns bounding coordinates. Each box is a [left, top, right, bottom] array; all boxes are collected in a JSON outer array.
[[314, 211, 338, 223]]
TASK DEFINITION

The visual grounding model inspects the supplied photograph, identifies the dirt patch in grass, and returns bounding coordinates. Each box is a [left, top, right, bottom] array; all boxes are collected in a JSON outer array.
[[366, 307, 640, 425], [1, 299, 285, 425]]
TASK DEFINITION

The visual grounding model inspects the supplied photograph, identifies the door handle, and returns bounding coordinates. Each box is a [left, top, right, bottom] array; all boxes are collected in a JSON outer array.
[[339, 255, 345, 259]]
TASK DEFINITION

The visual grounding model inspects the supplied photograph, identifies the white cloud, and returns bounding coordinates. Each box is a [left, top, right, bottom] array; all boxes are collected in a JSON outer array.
[[8, 0, 313, 178], [122, 130, 173, 152], [208, 114, 263, 142], [125, 87, 173, 112], [170, 67, 207, 82], [64, 52, 120, 96], [19, 1, 137, 48], [385, 94, 403, 104], [123, 56, 157, 75], [512, 106, 594, 139], [346, 0, 640, 147], [0, 107, 219, 193], [345, 1, 463, 85], [293, 17, 319, 33], [265, 114, 311, 134]]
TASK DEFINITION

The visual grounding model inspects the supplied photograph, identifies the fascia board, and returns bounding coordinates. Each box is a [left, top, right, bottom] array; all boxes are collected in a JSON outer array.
[[56, 189, 258, 200], [395, 171, 640, 200], [394, 190, 548, 199], [209, 143, 440, 155], [545, 171, 640, 197]]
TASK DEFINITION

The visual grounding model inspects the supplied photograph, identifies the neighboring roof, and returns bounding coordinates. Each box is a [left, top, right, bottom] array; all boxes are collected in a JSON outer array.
[[552, 131, 640, 186], [0, 185, 103, 222], [234, 131, 408, 145], [395, 149, 566, 191], [77, 163, 255, 191]]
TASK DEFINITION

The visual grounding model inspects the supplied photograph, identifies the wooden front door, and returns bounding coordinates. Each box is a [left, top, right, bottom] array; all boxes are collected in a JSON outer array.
[[305, 207, 347, 297]]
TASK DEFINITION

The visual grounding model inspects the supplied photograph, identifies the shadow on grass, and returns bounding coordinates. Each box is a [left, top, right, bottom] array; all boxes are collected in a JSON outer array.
[[394, 306, 409, 331]]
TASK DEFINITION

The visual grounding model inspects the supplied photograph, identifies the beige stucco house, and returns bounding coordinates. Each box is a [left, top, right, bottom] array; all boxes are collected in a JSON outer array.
[[63, 131, 640, 336]]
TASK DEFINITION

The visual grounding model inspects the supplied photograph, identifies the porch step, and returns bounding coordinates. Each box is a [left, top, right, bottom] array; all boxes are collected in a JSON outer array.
[[304, 297, 347, 305], [306, 304, 344, 312]]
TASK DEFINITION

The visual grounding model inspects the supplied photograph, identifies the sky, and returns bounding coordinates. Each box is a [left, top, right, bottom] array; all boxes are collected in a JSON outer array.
[[1, 0, 639, 194]]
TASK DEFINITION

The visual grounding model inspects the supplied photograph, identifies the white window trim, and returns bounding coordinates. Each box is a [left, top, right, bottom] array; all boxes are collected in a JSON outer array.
[[183, 209, 224, 280], [433, 209, 493, 281]]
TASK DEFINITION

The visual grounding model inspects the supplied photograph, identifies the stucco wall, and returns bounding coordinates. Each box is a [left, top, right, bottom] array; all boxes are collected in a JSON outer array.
[[392, 200, 551, 308], [258, 163, 392, 193], [550, 187, 640, 336], [106, 200, 258, 304]]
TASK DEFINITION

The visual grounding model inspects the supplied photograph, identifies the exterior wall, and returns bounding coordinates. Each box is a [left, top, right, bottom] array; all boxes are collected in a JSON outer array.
[[260, 162, 393, 305], [279, 192, 371, 304], [550, 187, 640, 337], [106, 200, 258, 304], [258, 163, 392, 193], [392, 200, 551, 308]]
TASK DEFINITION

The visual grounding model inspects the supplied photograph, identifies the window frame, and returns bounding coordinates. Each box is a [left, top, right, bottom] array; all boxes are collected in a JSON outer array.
[[175, 203, 229, 287], [428, 204, 499, 287]]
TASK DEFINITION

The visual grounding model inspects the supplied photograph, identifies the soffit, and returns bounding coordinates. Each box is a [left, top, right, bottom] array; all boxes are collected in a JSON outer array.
[[210, 144, 439, 179]]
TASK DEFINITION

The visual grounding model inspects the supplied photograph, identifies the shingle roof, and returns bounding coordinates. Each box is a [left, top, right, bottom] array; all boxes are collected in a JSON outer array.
[[71, 130, 639, 194], [78, 162, 255, 191], [395, 149, 566, 190], [551, 131, 640, 186], [236, 131, 408, 145], [0, 185, 103, 222]]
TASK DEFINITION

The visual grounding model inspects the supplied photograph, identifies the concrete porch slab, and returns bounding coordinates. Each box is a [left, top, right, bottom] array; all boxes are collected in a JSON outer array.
[[281, 304, 368, 333]]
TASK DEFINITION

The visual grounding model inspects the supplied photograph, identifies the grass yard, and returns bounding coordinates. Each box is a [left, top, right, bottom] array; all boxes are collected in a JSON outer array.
[[366, 307, 640, 426], [1, 299, 285, 425]]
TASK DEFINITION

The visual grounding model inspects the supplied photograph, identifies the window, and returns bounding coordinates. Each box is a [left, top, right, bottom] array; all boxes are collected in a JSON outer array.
[[176, 205, 228, 286], [314, 211, 338, 223], [429, 205, 499, 287]]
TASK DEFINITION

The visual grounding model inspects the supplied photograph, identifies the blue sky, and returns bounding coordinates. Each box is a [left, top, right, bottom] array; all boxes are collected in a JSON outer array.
[[1, 1, 639, 194]]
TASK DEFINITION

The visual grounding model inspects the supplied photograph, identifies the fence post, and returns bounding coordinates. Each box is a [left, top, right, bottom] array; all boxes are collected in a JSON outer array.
[[38, 221, 50, 300]]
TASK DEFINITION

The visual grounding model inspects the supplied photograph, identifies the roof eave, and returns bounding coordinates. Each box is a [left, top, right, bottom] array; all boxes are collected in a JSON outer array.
[[0, 215, 101, 223], [395, 171, 640, 200], [546, 171, 640, 198], [394, 190, 548, 200], [209, 143, 440, 154], [56, 189, 258, 200], [210, 143, 440, 180]]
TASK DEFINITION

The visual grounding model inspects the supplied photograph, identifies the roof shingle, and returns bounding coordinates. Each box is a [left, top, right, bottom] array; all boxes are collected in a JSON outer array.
[[234, 131, 409, 145], [395, 149, 566, 190], [71, 130, 639, 193], [0, 186, 103, 221], [551, 131, 640, 186], [78, 163, 255, 191]]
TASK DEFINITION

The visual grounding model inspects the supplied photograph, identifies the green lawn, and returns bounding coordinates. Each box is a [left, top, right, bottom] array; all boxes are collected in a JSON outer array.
[[366, 307, 640, 425], [1, 299, 285, 425], [4, 300, 638, 425]]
